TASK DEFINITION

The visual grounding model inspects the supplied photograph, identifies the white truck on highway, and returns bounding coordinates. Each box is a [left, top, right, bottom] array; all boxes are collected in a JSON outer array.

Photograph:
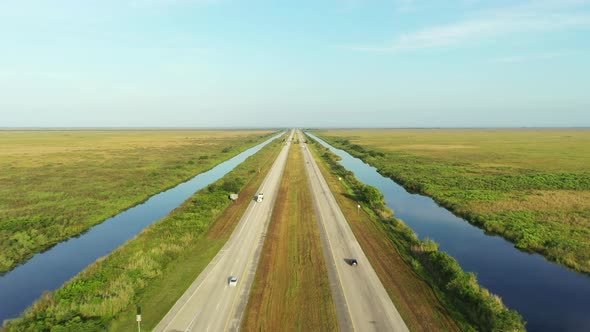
[[255, 193, 264, 202]]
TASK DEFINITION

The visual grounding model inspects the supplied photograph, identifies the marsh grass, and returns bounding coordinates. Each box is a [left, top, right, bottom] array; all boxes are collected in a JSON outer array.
[[2, 133, 285, 332], [0, 130, 274, 273], [306, 135, 525, 332], [313, 129, 590, 273]]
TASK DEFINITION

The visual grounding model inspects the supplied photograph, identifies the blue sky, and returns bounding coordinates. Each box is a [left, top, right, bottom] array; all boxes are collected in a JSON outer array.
[[1, 0, 589, 127]]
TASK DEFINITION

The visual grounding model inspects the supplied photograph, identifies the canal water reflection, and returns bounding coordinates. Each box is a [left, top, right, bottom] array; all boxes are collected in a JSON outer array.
[[308, 133, 590, 332]]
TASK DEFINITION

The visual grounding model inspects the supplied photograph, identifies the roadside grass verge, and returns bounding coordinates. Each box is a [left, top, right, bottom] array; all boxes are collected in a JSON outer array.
[[241, 142, 338, 332], [2, 134, 286, 332], [305, 137, 460, 332], [312, 129, 590, 274], [0, 130, 275, 274], [305, 134, 525, 332]]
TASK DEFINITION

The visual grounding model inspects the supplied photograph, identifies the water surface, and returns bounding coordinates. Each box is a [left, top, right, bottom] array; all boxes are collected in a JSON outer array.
[[308, 133, 590, 332], [0, 133, 282, 323]]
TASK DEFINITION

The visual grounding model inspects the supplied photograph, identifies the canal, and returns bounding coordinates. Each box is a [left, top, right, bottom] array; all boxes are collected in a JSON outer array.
[[0, 132, 283, 323], [308, 133, 590, 332]]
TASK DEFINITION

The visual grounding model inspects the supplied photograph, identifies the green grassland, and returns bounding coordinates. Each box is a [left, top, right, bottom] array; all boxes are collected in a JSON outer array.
[[2, 132, 285, 332], [0, 130, 274, 274], [312, 129, 590, 274], [305, 134, 525, 331]]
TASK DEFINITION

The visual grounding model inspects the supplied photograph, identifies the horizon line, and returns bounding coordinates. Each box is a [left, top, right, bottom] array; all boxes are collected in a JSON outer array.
[[1, 126, 589, 131]]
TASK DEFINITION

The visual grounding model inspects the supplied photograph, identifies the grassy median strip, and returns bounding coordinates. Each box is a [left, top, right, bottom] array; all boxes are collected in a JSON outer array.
[[241, 142, 338, 332], [305, 134, 525, 332], [313, 129, 590, 274], [0, 130, 274, 274], [2, 134, 286, 332]]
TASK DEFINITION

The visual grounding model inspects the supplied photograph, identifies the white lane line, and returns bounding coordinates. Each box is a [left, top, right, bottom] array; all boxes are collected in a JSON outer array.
[[159, 132, 294, 332], [300, 131, 358, 331], [223, 134, 293, 331], [236, 203, 256, 239], [184, 308, 202, 332], [163, 190, 258, 329], [168, 166, 268, 330]]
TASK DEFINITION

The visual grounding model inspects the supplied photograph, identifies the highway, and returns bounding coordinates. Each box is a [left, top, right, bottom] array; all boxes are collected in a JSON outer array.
[[298, 130, 409, 332], [154, 130, 294, 332]]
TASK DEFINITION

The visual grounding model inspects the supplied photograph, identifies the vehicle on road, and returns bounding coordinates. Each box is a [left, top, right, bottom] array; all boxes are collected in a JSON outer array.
[[228, 276, 238, 287], [255, 193, 264, 202], [349, 259, 358, 267]]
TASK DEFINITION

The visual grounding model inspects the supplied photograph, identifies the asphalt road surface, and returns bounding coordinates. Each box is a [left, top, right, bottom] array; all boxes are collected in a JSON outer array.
[[154, 130, 293, 332], [298, 130, 409, 332]]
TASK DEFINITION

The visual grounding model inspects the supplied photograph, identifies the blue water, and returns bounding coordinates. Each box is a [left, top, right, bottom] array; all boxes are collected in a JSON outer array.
[[308, 133, 590, 332], [0, 133, 282, 323]]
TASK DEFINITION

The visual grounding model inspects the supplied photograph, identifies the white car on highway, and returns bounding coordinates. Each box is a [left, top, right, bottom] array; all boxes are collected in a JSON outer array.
[[228, 276, 238, 287]]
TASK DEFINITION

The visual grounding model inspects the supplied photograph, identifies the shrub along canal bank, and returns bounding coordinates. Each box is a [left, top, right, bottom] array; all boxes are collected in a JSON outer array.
[[312, 129, 590, 274], [305, 134, 524, 332], [307, 132, 590, 332], [0, 133, 285, 330]]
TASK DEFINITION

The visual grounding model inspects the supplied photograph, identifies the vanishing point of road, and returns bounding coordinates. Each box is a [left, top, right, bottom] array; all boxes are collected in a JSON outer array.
[[155, 129, 408, 331], [154, 130, 294, 332]]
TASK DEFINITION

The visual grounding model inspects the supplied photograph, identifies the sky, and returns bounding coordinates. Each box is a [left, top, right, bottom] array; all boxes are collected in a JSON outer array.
[[1, 0, 589, 128]]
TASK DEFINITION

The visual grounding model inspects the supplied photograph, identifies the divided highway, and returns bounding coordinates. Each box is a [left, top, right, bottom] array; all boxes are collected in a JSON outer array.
[[155, 129, 407, 332], [298, 130, 409, 332], [154, 130, 294, 332]]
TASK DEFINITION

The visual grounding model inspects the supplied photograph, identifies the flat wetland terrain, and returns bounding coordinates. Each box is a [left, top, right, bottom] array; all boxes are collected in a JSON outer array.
[[0, 130, 273, 273], [307, 137, 462, 331], [313, 129, 590, 273], [2, 132, 285, 332]]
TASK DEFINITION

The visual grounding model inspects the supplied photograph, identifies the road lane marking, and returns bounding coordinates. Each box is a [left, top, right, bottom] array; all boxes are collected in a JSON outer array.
[[301, 132, 410, 331], [161, 215, 251, 331], [161, 154, 279, 330], [223, 138, 292, 331], [235, 201, 257, 241], [185, 307, 203, 332], [299, 136, 358, 332], [157, 132, 295, 332]]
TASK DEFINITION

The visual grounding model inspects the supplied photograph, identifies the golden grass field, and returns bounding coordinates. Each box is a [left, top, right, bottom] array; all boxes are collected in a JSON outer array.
[[3, 132, 285, 332], [0, 130, 273, 273], [317, 128, 590, 172], [314, 128, 590, 273]]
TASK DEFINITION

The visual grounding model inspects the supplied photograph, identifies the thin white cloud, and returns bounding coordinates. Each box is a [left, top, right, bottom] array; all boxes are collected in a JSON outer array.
[[128, 0, 214, 9], [490, 51, 572, 64], [353, 0, 590, 52]]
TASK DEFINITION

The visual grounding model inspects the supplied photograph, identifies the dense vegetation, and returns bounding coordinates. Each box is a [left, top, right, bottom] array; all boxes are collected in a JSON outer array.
[[306, 135, 525, 332], [2, 133, 285, 332], [313, 129, 590, 274], [0, 130, 274, 273]]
